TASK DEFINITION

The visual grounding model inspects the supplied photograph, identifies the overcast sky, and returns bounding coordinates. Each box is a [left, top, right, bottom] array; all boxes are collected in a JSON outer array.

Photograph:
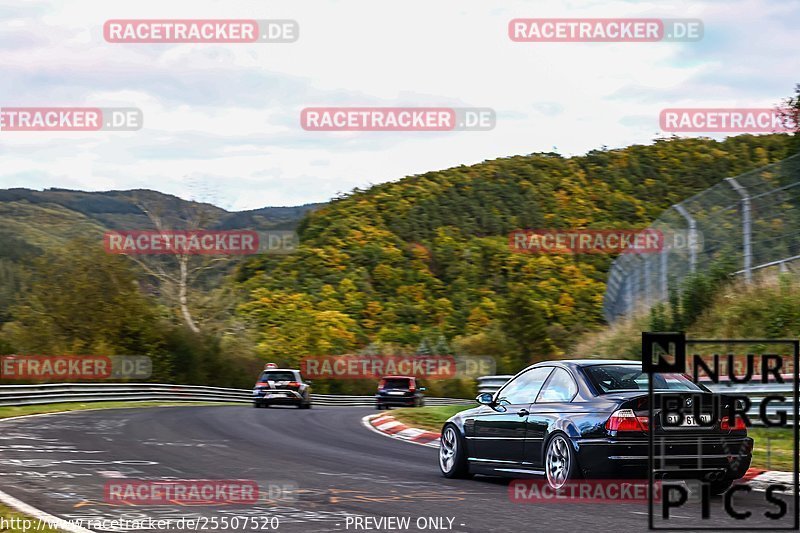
[[0, 0, 797, 210]]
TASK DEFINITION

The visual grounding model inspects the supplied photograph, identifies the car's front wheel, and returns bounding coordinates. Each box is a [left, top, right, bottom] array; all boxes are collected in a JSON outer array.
[[545, 433, 578, 489], [439, 425, 469, 478]]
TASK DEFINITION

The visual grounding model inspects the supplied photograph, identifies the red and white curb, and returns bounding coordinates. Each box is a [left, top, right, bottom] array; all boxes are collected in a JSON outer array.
[[738, 468, 795, 491], [362, 413, 441, 448], [361, 414, 791, 490]]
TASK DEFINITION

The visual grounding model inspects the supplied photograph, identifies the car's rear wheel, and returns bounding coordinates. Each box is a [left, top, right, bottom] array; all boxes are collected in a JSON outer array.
[[253, 402, 261, 408], [545, 434, 578, 489], [439, 425, 469, 478], [708, 479, 733, 495]]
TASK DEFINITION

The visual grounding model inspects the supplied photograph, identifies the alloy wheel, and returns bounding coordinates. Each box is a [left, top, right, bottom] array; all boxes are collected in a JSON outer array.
[[439, 427, 458, 473], [545, 435, 571, 489]]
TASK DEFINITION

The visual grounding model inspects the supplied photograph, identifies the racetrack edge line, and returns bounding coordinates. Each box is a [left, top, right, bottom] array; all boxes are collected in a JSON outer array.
[[0, 489, 96, 533]]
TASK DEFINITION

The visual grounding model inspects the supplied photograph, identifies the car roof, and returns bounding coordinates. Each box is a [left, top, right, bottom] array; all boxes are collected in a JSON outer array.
[[529, 359, 640, 370], [560, 359, 640, 366], [261, 368, 300, 373], [381, 375, 414, 379]]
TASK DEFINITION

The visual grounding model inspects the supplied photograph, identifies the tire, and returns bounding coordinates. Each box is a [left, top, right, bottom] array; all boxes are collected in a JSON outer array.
[[253, 402, 261, 408], [439, 425, 469, 478], [300, 402, 312, 409], [544, 433, 579, 490], [708, 479, 733, 495], [376, 404, 384, 410]]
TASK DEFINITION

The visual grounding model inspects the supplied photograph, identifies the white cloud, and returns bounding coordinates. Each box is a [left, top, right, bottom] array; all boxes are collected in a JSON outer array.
[[0, 0, 797, 209]]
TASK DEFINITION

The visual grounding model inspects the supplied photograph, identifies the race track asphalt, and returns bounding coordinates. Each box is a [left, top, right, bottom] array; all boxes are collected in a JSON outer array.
[[0, 405, 794, 532]]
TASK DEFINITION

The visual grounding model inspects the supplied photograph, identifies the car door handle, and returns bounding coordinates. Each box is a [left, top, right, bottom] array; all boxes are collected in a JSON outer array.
[[517, 409, 530, 417]]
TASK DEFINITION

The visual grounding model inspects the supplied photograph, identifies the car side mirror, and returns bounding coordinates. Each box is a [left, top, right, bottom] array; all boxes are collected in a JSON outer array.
[[419, 387, 427, 392], [305, 380, 312, 386], [476, 392, 494, 406]]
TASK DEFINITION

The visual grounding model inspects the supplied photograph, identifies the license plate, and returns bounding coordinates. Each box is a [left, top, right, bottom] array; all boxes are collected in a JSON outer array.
[[388, 391, 405, 396], [665, 414, 712, 427], [266, 393, 286, 399]]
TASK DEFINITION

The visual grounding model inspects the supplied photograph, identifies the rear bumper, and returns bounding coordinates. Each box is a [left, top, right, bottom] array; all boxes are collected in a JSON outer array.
[[375, 395, 417, 406], [574, 436, 753, 481], [254, 390, 304, 404]]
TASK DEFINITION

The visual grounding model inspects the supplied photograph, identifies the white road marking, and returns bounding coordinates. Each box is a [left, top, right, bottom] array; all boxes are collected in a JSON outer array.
[[0, 488, 96, 533]]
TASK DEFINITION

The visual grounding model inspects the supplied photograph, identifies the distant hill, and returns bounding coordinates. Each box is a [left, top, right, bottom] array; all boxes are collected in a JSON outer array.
[[0, 188, 323, 257]]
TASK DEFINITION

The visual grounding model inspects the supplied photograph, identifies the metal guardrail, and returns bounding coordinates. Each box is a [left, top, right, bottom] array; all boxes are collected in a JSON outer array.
[[477, 375, 512, 394], [0, 383, 472, 408], [3, 379, 789, 424]]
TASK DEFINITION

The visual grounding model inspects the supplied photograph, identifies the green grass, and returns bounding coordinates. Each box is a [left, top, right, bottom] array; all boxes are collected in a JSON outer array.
[[749, 427, 795, 471], [0, 400, 237, 420], [388, 404, 473, 432], [0, 505, 62, 533]]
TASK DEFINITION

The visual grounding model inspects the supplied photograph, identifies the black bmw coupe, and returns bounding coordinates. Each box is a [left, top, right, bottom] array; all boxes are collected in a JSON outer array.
[[439, 360, 753, 494]]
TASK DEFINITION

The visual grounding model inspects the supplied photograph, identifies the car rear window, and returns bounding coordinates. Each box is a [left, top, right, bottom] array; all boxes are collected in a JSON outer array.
[[259, 371, 296, 382], [583, 365, 703, 393], [382, 378, 411, 389]]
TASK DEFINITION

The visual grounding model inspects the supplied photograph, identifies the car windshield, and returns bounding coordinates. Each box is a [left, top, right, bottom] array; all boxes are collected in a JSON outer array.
[[382, 378, 411, 389], [259, 371, 296, 382], [583, 365, 703, 393]]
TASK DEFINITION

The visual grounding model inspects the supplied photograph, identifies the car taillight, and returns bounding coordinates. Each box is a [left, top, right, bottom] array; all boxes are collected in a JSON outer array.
[[408, 384, 416, 393], [378, 379, 386, 390], [720, 415, 746, 431], [255, 382, 268, 387], [288, 381, 301, 388], [606, 409, 649, 433]]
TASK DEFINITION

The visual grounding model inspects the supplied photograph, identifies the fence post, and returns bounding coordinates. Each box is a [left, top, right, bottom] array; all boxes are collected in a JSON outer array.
[[673, 205, 697, 273], [625, 277, 633, 318], [660, 246, 668, 300], [725, 177, 752, 283]]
